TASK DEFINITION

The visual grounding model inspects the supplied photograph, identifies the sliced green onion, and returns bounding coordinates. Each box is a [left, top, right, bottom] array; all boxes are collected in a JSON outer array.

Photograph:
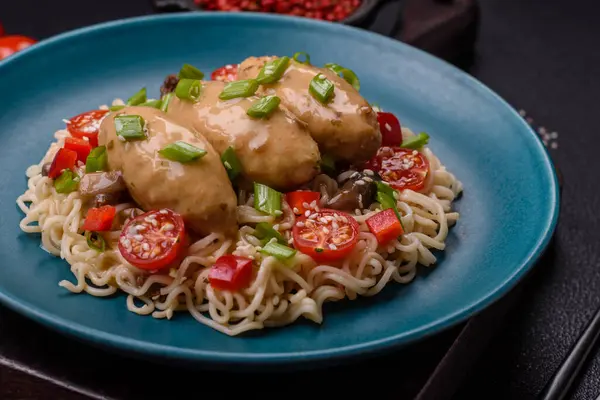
[[139, 99, 162, 109], [160, 92, 174, 112], [254, 222, 286, 245], [401, 132, 430, 149], [109, 105, 125, 111], [219, 79, 259, 100], [178, 63, 204, 80], [375, 184, 404, 229], [158, 141, 207, 163], [246, 95, 280, 119], [309, 74, 334, 104], [85, 145, 108, 173], [221, 146, 243, 181], [293, 52, 311, 65], [54, 170, 79, 194], [256, 57, 290, 84], [114, 115, 146, 141], [375, 181, 396, 200], [85, 231, 106, 252], [126, 87, 147, 106], [175, 79, 203, 102], [324, 63, 360, 91], [320, 154, 336, 175], [260, 242, 296, 261], [254, 182, 282, 216]]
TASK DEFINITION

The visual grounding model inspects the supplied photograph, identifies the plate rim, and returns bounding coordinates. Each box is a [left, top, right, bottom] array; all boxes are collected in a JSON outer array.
[[0, 12, 560, 365]]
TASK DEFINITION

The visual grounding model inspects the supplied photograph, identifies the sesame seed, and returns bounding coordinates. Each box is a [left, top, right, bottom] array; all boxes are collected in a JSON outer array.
[[117, 135, 126, 142], [325, 216, 334, 221], [293, 207, 300, 214], [223, 161, 232, 170], [315, 206, 320, 212], [134, 234, 144, 241], [135, 225, 146, 231], [304, 210, 311, 217], [309, 213, 318, 219], [274, 210, 283, 216], [288, 238, 294, 244], [296, 221, 305, 228], [161, 241, 168, 248], [141, 252, 150, 259], [363, 169, 374, 176], [412, 150, 418, 155], [355, 180, 366, 185], [302, 202, 310, 209], [385, 123, 392, 131], [320, 217, 328, 223], [273, 224, 280, 230], [551, 142, 558, 149], [151, 219, 158, 227], [363, 176, 373, 183], [159, 209, 168, 214], [310, 200, 317, 208], [62, 119, 71, 124], [332, 221, 339, 229], [163, 223, 174, 231], [328, 243, 338, 250], [341, 216, 348, 223], [142, 243, 150, 251], [323, 227, 330, 234], [351, 172, 360, 179]]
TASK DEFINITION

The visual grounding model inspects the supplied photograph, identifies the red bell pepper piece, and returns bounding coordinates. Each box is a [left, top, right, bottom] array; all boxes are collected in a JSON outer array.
[[285, 191, 321, 215], [365, 208, 404, 244], [208, 255, 254, 291], [377, 111, 403, 147], [82, 205, 116, 231], [64, 137, 92, 163], [48, 148, 77, 179]]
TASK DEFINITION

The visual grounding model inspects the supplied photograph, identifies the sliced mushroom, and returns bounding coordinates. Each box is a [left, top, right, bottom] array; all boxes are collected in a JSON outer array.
[[160, 74, 179, 96], [93, 193, 121, 208], [326, 170, 376, 211], [79, 171, 127, 197], [41, 162, 51, 177]]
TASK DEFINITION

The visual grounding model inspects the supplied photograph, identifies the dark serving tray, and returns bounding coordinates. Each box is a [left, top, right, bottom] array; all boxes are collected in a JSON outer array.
[[0, 1, 498, 399]]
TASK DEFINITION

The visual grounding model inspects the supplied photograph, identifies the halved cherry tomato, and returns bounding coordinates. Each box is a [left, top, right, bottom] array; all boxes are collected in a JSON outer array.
[[292, 209, 360, 263], [82, 205, 116, 232], [48, 148, 77, 179], [0, 35, 37, 60], [286, 191, 321, 215], [118, 209, 187, 271], [66, 110, 108, 147], [364, 147, 430, 192], [211, 64, 238, 82], [377, 112, 403, 146], [208, 255, 254, 291], [64, 137, 92, 163], [365, 208, 404, 245]]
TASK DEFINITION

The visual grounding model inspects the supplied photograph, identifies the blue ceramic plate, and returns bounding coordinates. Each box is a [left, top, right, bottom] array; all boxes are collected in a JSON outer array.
[[0, 13, 559, 368]]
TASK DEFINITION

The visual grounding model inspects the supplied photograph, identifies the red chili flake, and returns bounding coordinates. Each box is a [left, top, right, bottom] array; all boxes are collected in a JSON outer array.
[[194, 0, 361, 21]]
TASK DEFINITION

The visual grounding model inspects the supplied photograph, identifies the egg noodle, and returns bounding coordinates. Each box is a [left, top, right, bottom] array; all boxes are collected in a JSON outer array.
[[16, 102, 463, 336]]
